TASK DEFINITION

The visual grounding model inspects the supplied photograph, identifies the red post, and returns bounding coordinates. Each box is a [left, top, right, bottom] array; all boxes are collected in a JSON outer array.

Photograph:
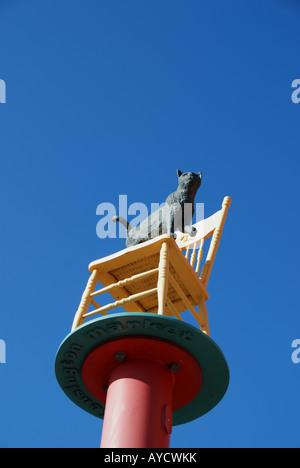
[[100, 359, 175, 448]]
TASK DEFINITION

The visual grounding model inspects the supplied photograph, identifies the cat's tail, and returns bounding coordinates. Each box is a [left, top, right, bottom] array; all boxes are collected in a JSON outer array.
[[112, 215, 132, 232]]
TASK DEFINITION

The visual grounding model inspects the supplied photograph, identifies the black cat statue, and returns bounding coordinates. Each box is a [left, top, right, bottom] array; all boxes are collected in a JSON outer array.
[[113, 170, 202, 248]]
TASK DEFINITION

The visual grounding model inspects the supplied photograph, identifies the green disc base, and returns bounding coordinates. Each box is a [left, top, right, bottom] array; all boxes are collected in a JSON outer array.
[[55, 313, 229, 426]]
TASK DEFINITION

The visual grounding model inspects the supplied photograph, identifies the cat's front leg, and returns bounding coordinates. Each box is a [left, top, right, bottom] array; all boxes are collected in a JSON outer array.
[[168, 213, 177, 239]]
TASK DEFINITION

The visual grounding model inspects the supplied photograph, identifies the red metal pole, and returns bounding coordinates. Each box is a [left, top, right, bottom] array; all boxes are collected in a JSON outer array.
[[100, 358, 175, 448]]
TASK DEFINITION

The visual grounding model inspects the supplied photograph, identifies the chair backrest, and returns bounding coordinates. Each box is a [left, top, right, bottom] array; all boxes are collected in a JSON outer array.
[[175, 196, 231, 288]]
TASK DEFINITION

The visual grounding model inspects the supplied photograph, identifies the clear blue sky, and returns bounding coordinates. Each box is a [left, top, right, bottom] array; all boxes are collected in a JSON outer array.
[[1, 0, 300, 448]]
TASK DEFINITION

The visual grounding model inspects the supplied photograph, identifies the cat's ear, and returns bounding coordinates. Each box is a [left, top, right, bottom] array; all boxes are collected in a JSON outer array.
[[198, 171, 203, 180], [177, 170, 182, 177]]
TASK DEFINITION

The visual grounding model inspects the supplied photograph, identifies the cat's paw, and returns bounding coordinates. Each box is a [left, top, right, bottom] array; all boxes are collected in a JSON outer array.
[[190, 227, 197, 237], [184, 225, 197, 237]]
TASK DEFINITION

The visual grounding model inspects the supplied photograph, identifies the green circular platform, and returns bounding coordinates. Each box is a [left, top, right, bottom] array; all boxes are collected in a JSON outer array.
[[55, 312, 229, 426]]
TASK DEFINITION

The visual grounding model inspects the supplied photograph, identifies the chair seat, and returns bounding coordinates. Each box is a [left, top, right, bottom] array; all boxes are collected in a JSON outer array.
[[89, 234, 209, 316]]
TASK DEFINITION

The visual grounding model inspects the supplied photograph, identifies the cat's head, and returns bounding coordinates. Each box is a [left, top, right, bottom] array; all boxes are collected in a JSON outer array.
[[177, 170, 202, 190]]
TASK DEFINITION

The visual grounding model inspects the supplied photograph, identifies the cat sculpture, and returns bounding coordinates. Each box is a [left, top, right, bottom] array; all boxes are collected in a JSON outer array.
[[113, 170, 202, 248]]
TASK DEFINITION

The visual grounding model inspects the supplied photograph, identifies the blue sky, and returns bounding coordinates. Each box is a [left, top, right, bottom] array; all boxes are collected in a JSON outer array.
[[1, 0, 300, 448]]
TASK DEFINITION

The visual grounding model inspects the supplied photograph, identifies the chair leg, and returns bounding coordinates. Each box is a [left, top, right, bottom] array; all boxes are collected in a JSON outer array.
[[72, 269, 99, 331], [157, 242, 169, 316], [198, 298, 210, 336]]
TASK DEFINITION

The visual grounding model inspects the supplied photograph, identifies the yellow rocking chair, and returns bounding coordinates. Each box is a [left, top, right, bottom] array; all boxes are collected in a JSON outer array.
[[71, 196, 231, 337]]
